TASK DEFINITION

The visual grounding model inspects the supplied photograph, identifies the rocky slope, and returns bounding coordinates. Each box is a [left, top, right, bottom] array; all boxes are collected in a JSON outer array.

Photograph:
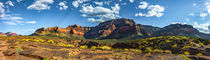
[[85, 18, 149, 39], [33, 18, 210, 40], [33, 24, 92, 36], [138, 24, 161, 36], [153, 24, 210, 39]]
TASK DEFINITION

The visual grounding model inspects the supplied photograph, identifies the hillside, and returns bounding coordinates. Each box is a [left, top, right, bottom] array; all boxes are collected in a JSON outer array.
[[33, 18, 210, 40]]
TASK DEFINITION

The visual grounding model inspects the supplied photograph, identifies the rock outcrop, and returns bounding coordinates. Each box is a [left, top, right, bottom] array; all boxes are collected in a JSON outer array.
[[84, 18, 149, 39], [33, 24, 92, 36]]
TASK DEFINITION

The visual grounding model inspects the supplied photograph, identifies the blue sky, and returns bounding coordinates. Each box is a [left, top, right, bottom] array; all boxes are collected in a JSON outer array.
[[0, 0, 210, 35]]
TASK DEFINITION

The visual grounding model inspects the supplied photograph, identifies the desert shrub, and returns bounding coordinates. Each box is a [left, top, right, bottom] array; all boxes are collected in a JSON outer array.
[[23, 39, 30, 42], [184, 51, 190, 55], [181, 36, 188, 39], [97, 46, 112, 50], [166, 40, 171, 43], [139, 46, 145, 49], [43, 58, 49, 60], [80, 45, 88, 49], [199, 42, 204, 47], [144, 47, 152, 53], [124, 49, 129, 51], [39, 39, 45, 42], [189, 42, 195, 46], [172, 44, 177, 48], [129, 49, 142, 53], [164, 50, 172, 54], [47, 40, 55, 44], [180, 55, 191, 60], [15, 46, 22, 53], [196, 53, 203, 56], [113, 48, 123, 51], [34, 39, 41, 42], [153, 49, 163, 53], [91, 46, 97, 50], [64, 44, 75, 48]]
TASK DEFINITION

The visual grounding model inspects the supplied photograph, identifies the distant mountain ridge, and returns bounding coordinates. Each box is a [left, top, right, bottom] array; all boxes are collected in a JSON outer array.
[[32, 18, 210, 40], [0, 32, 20, 36]]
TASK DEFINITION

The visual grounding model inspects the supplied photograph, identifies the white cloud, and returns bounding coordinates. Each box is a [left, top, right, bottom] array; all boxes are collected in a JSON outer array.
[[200, 12, 208, 17], [0, 2, 23, 21], [94, 2, 103, 6], [135, 13, 143, 16], [0, 2, 5, 17], [0, 1, 35, 25], [87, 18, 96, 22], [121, 3, 127, 5], [3, 22, 17, 25], [193, 3, 197, 7], [171, 22, 181, 24], [2, 20, 23, 25], [27, 0, 54, 10], [137, 2, 148, 9], [186, 18, 190, 21], [205, 2, 210, 14], [3, 16, 22, 20], [0, 2, 25, 25], [80, 4, 120, 22], [189, 13, 195, 16], [1, 15, 23, 20], [24, 21, 36, 24], [135, 3, 165, 17], [5, 1, 14, 6], [104, 1, 112, 5], [16, 0, 23, 3], [72, 0, 89, 8], [58, 1, 68, 10], [111, 4, 120, 14], [193, 22, 210, 34], [129, 0, 134, 3], [147, 5, 165, 17]]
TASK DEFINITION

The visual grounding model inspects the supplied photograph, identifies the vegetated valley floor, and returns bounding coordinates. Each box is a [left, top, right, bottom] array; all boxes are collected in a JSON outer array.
[[0, 36, 210, 60]]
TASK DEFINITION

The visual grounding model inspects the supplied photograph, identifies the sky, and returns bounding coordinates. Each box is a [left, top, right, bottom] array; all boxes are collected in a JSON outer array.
[[0, 0, 210, 35]]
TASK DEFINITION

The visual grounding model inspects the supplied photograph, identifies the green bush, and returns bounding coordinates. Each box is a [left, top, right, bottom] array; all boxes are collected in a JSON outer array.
[[172, 44, 177, 48], [196, 53, 202, 56], [97, 46, 112, 50], [129, 49, 142, 53], [144, 47, 152, 53], [166, 40, 171, 43], [139, 46, 145, 49], [47, 40, 55, 44], [80, 45, 88, 49], [91, 46, 97, 50], [199, 42, 204, 47], [65, 44, 75, 48], [164, 50, 172, 54], [180, 55, 191, 60], [184, 51, 190, 55], [153, 49, 163, 53], [43, 58, 49, 60], [124, 49, 129, 51]]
